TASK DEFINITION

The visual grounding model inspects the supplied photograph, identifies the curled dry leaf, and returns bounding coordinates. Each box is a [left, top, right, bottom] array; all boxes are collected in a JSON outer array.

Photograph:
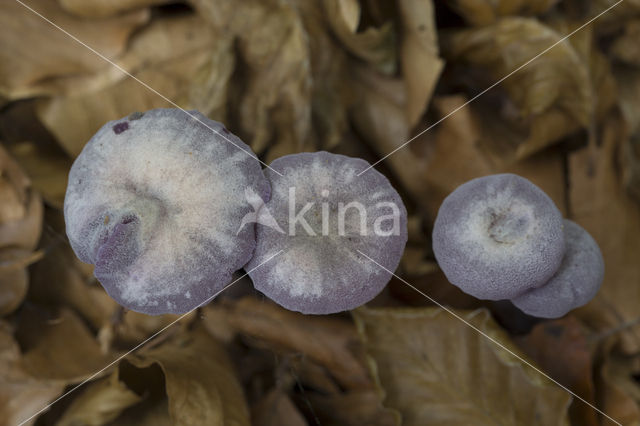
[[569, 116, 640, 353], [353, 307, 572, 426], [611, 20, 640, 66], [444, 17, 592, 159], [56, 370, 142, 426], [303, 389, 400, 426], [398, 0, 444, 127], [598, 352, 640, 425], [127, 326, 250, 426], [449, 0, 558, 26], [323, 0, 396, 74], [0, 0, 148, 100], [202, 297, 372, 390], [251, 389, 307, 426], [191, 0, 312, 155], [37, 13, 235, 157], [0, 321, 65, 426], [58, 0, 169, 18], [515, 316, 598, 426], [16, 307, 116, 382]]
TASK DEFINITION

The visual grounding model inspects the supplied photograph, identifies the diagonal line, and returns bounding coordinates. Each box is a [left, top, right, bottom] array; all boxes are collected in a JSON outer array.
[[356, 0, 624, 176], [13, 0, 283, 177], [16, 249, 285, 426], [356, 249, 623, 426]]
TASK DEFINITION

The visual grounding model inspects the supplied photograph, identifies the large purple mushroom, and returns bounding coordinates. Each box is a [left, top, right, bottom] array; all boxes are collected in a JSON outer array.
[[511, 220, 604, 318], [245, 151, 407, 314], [64, 108, 269, 315], [432, 174, 565, 300]]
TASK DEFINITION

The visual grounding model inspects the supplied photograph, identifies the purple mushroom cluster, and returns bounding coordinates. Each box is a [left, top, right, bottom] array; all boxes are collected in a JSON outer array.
[[432, 174, 604, 318], [64, 108, 407, 315]]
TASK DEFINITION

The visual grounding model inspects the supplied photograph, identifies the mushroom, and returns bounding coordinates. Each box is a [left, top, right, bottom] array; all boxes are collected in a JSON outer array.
[[245, 151, 407, 314], [432, 173, 565, 300], [511, 219, 604, 318], [64, 108, 270, 315]]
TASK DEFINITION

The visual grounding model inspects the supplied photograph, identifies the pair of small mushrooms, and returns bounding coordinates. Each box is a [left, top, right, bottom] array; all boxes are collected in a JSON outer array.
[[64, 109, 407, 315], [65, 109, 603, 319], [432, 174, 604, 318]]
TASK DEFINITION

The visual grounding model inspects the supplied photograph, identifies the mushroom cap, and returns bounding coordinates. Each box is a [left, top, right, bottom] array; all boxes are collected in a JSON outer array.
[[432, 173, 565, 300], [511, 219, 604, 318], [64, 108, 269, 315], [245, 151, 408, 314]]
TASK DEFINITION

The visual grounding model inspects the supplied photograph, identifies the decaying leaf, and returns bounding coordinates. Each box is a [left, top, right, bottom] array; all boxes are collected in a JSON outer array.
[[444, 17, 592, 159], [516, 316, 598, 426], [398, 0, 444, 127], [37, 13, 235, 157], [16, 307, 116, 382], [56, 369, 142, 426], [353, 307, 572, 425], [251, 389, 307, 426], [449, 0, 559, 26], [0, 0, 148, 100], [598, 352, 640, 425], [191, 0, 313, 155], [203, 297, 372, 390], [569, 115, 640, 354], [58, 0, 169, 18], [304, 389, 400, 426], [0, 321, 65, 426], [127, 326, 250, 426], [323, 0, 396, 73]]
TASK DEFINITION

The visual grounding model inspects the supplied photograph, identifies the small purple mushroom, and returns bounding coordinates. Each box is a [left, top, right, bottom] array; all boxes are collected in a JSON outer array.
[[511, 220, 604, 318], [245, 151, 408, 315], [64, 108, 269, 315], [432, 174, 565, 300]]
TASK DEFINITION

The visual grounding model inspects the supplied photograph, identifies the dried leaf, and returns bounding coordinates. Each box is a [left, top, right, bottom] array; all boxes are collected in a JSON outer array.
[[37, 14, 235, 157], [445, 17, 592, 158], [202, 297, 372, 390], [304, 390, 400, 426], [450, 0, 559, 26], [0, 321, 65, 426], [191, 0, 313, 155], [252, 389, 307, 426], [598, 352, 640, 425], [398, 0, 444, 127], [353, 307, 572, 425], [515, 316, 598, 426], [57, 370, 142, 426], [323, 0, 396, 73], [58, 0, 168, 18], [16, 307, 116, 381], [0, 0, 148, 99], [569, 116, 640, 353], [611, 20, 640, 66], [127, 326, 250, 426]]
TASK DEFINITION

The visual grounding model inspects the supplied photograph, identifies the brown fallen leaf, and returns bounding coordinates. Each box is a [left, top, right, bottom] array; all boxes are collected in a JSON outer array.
[[58, 0, 169, 18], [106, 399, 172, 426], [0, 321, 65, 426], [611, 20, 640, 66], [398, 0, 444, 127], [569, 115, 640, 354], [598, 352, 640, 425], [16, 306, 116, 382], [191, 0, 313, 155], [323, 0, 396, 73], [202, 297, 372, 390], [37, 13, 235, 157], [515, 316, 598, 426], [444, 17, 592, 159], [252, 389, 307, 426], [0, 0, 148, 100], [56, 369, 142, 426], [303, 389, 400, 426], [127, 325, 251, 426], [353, 306, 572, 425], [449, 0, 558, 26]]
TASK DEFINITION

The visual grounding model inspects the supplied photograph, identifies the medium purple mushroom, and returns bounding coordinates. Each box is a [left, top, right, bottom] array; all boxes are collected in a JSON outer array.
[[432, 174, 565, 300], [64, 108, 269, 315], [245, 151, 407, 314], [511, 220, 604, 318]]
